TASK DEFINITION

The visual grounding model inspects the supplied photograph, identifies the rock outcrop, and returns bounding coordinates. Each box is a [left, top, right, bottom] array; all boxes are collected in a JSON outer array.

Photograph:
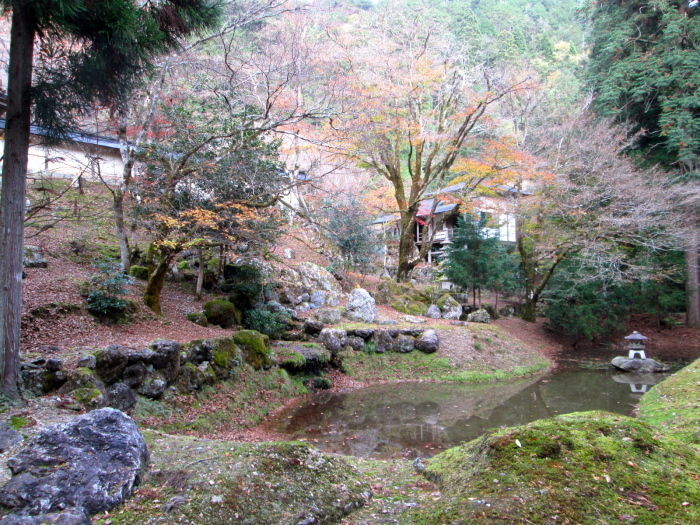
[[343, 288, 377, 323], [0, 408, 148, 521], [611, 356, 671, 373]]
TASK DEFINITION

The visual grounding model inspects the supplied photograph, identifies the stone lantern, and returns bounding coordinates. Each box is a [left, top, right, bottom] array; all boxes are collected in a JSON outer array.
[[624, 331, 648, 360]]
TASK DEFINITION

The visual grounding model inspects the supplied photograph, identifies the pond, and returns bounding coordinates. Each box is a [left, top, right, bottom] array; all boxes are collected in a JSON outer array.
[[263, 366, 671, 459]]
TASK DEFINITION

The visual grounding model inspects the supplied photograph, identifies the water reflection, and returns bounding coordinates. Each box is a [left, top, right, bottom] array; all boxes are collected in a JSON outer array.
[[265, 368, 668, 459]]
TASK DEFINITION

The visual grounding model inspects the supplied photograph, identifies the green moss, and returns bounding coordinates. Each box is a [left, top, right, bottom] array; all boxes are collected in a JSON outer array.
[[310, 377, 332, 389], [414, 411, 700, 524], [203, 299, 241, 328], [128, 265, 149, 280], [638, 359, 700, 446], [73, 387, 102, 404], [279, 350, 307, 373], [436, 293, 458, 310], [177, 260, 190, 270], [185, 312, 208, 326], [232, 330, 274, 369], [8, 415, 31, 430], [211, 338, 242, 369], [407, 301, 427, 315]]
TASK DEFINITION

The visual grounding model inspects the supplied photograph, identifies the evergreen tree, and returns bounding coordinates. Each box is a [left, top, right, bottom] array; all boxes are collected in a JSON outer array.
[[0, 0, 222, 403], [443, 214, 517, 307], [586, 0, 700, 327]]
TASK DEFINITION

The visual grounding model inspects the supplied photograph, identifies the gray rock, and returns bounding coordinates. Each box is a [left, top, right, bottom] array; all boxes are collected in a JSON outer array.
[[46, 359, 63, 372], [298, 262, 342, 295], [94, 345, 131, 385], [21, 366, 67, 397], [23, 245, 48, 269], [137, 372, 167, 399], [0, 422, 23, 453], [426, 305, 442, 319], [0, 408, 148, 517], [344, 288, 377, 323], [107, 383, 137, 414], [415, 330, 440, 354], [346, 336, 365, 352], [297, 302, 311, 313], [149, 340, 181, 383], [400, 328, 425, 337], [315, 308, 342, 325], [309, 290, 326, 309], [318, 328, 348, 355], [438, 295, 462, 320], [375, 318, 398, 325], [76, 355, 96, 369], [303, 319, 325, 336], [266, 300, 288, 314], [353, 328, 375, 339], [611, 357, 671, 373], [395, 335, 415, 354], [0, 507, 91, 524], [450, 320, 469, 326], [467, 309, 491, 324], [398, 315, 426, 324], [57, 369, 108, 411], [373, 330, 395, 353], [121, 362, 147, 389]]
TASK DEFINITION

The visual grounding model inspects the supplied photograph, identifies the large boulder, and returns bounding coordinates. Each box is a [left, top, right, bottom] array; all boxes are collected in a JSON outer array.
[[344, 288, 377, 323], [0, 508, 90, 524], [93, 345, 131, 385], [21, 360, 67, 397], [415, 329, 440, 354], [437, 294, 462, 320], [232, 330, 274, 369], [315, 308, 343, 325], [0, 408, 148, 519], [298, 262, 342, 305], [426, 305, 442, 319], [318, 328, 348, 355], [466, 308, 491, 324], [203, 299, 241, 328], [611, 356, 671, 373], [57, 368, 109, 411]]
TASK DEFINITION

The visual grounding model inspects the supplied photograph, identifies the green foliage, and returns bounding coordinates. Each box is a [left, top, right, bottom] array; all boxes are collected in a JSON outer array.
[[443, 214, 518, 305], [244, 309, 290, 339], [128, 265, 149, 280], [543, 251, 686, 340], [320, 197, 380, 273], [587, 0, 700, 177], [221, 264, 266, 310], [85, 261, 134, 321]]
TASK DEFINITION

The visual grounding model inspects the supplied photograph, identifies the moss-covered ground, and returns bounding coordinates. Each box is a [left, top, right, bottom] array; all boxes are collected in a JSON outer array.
[[93, 433, 370, 525], [637, 358, 700, 447], [411, 411, 700, 524]]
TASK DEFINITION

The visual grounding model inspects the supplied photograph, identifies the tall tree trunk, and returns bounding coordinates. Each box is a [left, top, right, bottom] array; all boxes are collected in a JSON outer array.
[[195, 249, 205, 300], [0, 4, 36, 404], [686, 226, 700, 328], [115, 106, 134, 274], [143, 255, 173, 315], [113, 187, 131, 274], [396, 213, 418, 282]]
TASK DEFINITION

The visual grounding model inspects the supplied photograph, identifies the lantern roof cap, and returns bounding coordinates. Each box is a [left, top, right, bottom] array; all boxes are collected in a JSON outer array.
[[624, 331, 648, 341]]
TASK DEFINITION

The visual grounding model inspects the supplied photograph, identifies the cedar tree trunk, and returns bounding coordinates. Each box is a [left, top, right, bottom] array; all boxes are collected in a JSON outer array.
[[0, 3, 36, 403]]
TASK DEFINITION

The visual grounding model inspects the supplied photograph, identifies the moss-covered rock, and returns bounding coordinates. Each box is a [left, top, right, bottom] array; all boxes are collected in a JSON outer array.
[[185, 312, 208, 327], [407, 301, 427, 316], [279, 351, 307, 373], [129, 265, 149, 280], [203, 299, 241, 328], [232, 330, 275, 369], [414, 411, 700, 524], [58, 368, 108, 411]]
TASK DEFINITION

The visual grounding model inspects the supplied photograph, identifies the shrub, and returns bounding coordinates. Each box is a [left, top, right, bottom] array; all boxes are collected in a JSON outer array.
[[129, 265, 149, 280], [85, 262, 134, 323], [244, 309, 290, 339]]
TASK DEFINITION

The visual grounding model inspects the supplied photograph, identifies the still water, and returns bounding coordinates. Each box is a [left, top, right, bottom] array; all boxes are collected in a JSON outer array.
[[264, 367, 671, 459]]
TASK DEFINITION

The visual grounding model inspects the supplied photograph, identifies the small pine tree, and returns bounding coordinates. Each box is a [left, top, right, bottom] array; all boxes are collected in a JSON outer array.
[[442, 214, 517, 307]]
